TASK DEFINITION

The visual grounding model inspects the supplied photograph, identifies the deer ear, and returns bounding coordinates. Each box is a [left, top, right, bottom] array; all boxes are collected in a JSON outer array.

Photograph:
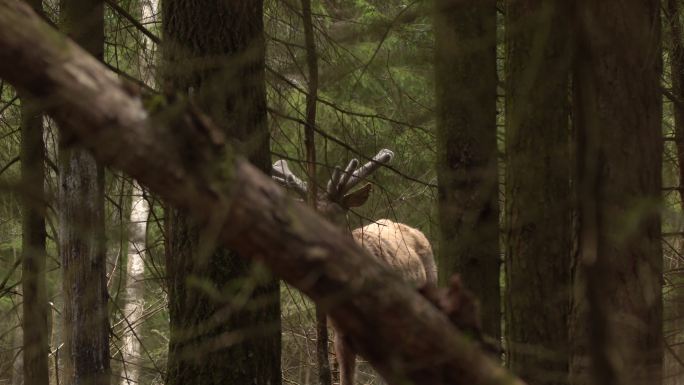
[[342, 183, 372, 208]]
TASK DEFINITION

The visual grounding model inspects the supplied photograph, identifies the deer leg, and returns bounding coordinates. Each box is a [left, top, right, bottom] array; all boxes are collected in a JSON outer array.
[[334, 331, 356, 385]]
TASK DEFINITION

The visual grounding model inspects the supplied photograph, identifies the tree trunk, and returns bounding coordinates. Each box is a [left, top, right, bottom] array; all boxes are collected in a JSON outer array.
[[58, 0, 109, 383], [665, 0, 684, 383], [504, 2, 572, 384], [300, 0, 332, 383], [119, 181, 149, 385], [12, 288, 24, 385], [51, 300, 63, 385], [433, 0, 500, 341], [20, 97, 49, 385], [161, 1, 281, 384], [0, 3, 526, 383], [118, 0, 157, 382], [19, 0, 49, 381], [570, 2, 663, 385]]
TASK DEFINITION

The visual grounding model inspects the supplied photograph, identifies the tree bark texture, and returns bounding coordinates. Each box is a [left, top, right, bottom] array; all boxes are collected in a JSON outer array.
[[20, 96, 49, 385], [19, 0, 50, 380], [0, 3, 526, 384], [433, 0, 500, 341], [161, 1, 281, 384], [570, 2, 663, 385], [665, 1, 684, 381], [58, 0, 110, 383], [504, 2, 572, 384]]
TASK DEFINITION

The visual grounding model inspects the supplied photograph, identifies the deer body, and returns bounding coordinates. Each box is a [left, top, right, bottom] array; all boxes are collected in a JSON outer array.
[[272, 149, 437, 385], [352, 219, 437, 286], [332, 219, 436, 385]]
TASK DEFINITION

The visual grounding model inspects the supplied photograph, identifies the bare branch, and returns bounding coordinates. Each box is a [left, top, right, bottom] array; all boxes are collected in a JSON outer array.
[[0, 156, 19, 176], [103, 0, 160, 45]]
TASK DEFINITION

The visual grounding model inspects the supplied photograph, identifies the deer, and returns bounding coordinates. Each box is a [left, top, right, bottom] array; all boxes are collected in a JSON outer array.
[[272, 149, 438, 385]]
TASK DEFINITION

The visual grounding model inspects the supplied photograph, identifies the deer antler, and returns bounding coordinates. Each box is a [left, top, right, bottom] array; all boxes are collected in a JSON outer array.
[[327, 149, 394, 199], [273, 149, 394, 201], [272, 159, 308, 198]]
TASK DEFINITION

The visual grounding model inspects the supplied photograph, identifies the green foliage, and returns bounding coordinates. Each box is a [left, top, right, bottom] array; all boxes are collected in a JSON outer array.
[[268, 0, 437, 239]]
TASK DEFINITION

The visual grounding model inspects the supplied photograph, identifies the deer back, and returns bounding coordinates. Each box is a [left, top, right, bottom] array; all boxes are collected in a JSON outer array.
[[352, 219, 437, 286]]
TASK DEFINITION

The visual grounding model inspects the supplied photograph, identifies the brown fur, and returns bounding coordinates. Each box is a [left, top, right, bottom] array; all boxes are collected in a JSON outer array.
[[352, 219, 437, 286], [335, 219, 437, 385]]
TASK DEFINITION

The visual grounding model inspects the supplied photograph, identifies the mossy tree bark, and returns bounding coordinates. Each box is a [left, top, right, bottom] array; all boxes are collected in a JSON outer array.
[[58, 0, 109, 383], [433, 0, 501, 341], [162, 1, 281, 384], [504, 2, 572, 384], [570, 2, 663, 385]]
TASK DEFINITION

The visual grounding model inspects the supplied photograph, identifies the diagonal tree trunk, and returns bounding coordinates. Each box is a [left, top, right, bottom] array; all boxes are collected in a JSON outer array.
[[58, 0, 109, 383], [504, 2, 572, 384]]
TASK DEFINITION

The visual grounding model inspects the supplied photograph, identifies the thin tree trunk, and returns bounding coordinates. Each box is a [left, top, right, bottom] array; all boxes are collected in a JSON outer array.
[[19, 0, 49, 380], [119, 181, 149, 385], [118, 0, 156, 382], [58, 0, 109, 383], [504, 2, 572, 384], [665, 0, 684, 382], [300, 0, 332, 383], [570, 2, 663, 385], [51, 300, 62, 385], [162, 1, 281, 384], [433, 0, 500, 341]]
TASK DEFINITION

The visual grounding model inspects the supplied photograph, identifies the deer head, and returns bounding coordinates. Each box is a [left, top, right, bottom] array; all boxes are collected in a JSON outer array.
[[271, 149, 394, 226]]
